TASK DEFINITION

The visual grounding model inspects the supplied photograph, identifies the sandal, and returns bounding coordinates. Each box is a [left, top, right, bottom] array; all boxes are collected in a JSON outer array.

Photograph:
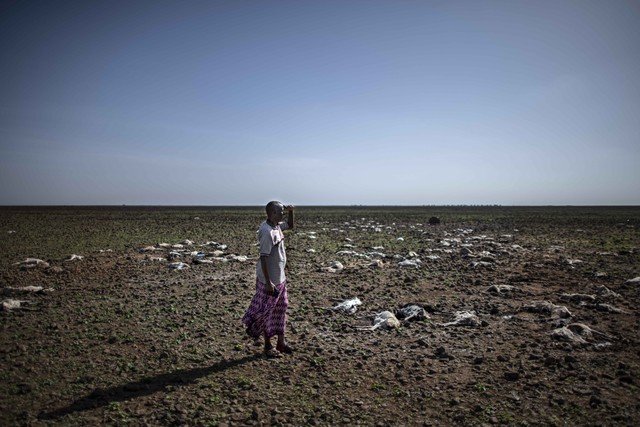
[[264, 345, 283, 358], [276, 343, 294, 354]]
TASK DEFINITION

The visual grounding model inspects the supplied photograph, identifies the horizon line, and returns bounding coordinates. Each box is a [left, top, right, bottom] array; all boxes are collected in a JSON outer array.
[[1, 204, 639, 208]]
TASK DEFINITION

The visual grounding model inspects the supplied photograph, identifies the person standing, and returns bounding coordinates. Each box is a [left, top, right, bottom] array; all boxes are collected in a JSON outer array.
[[242, 201, 295, 357]]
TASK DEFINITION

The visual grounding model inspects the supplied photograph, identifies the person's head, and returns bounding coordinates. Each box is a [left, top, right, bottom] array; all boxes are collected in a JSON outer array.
[[265, 201, 285, 223]]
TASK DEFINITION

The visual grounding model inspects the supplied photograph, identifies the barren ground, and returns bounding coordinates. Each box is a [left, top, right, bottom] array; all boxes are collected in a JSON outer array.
[[1, 206, 639, 426]]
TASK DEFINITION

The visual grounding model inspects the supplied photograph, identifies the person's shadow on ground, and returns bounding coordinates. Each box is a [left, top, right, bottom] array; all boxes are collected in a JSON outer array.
[[40, 354, 262, 421]]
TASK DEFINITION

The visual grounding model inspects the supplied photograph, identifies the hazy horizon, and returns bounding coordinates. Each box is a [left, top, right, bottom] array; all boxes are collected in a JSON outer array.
[[2, 1, 639, 206], [1, 203, 638, 208]]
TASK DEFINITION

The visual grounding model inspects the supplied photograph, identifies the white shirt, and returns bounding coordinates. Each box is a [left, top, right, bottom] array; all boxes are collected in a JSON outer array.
[[256, 220, 289, 284]]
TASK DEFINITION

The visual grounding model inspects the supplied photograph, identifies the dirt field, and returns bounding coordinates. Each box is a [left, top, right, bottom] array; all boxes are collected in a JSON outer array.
[[1, 206, 639, 426]]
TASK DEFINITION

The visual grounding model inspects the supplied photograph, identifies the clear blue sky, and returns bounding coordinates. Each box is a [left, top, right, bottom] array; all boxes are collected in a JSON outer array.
[[1, 0, 638, 205]]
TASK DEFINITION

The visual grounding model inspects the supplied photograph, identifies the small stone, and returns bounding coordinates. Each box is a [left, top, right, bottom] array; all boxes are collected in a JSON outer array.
[[16, 383, 32, 395], [504, 371, 520, 381], [619, 375, 633, 384], [251, 406, 262, 421], [435, 346, 449, 359]]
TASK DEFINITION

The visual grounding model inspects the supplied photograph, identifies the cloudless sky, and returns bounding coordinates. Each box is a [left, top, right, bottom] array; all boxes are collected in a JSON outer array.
[[1, 0, 638, 205]]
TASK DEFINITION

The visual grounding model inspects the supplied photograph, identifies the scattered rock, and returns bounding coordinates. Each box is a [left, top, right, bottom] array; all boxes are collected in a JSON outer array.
[[504, 371, 520, 381], [434, 346, 450, 359]]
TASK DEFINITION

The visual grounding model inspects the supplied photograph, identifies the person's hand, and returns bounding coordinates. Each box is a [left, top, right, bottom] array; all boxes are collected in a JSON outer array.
[[265, 282, 276, 296], [285, 205, 295, 212]]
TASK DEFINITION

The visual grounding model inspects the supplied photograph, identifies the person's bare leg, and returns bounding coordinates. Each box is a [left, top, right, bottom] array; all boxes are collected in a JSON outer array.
[[264, 332, 272, 351]]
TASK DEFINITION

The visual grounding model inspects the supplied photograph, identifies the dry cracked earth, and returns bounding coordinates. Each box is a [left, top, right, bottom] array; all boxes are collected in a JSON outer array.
[[1, 206, 639, 426]]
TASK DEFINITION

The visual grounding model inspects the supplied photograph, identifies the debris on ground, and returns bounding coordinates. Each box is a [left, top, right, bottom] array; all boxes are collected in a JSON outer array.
[[168, 262, 189, 270], [1, 299, 30, 311], [14, 258, 50, 269], [560, 293, 596, 303], [522, 301, 572, 318], [487, 284, 518, 294], [395, 304, 428, 322], [320, 297, 362, 314], [551, 323, 612, 345], [321, 261, 344, 273], [441, 311, 481, 327], [3, 286, 54, 294], [356, 311, 401, 331]]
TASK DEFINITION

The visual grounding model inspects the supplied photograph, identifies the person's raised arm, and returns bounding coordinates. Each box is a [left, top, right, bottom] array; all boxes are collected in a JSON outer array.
[[286, 205, 295, 229]]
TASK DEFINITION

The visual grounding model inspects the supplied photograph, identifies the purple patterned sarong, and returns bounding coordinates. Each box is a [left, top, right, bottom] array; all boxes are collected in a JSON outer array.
[[242, 279, 288, 338]]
